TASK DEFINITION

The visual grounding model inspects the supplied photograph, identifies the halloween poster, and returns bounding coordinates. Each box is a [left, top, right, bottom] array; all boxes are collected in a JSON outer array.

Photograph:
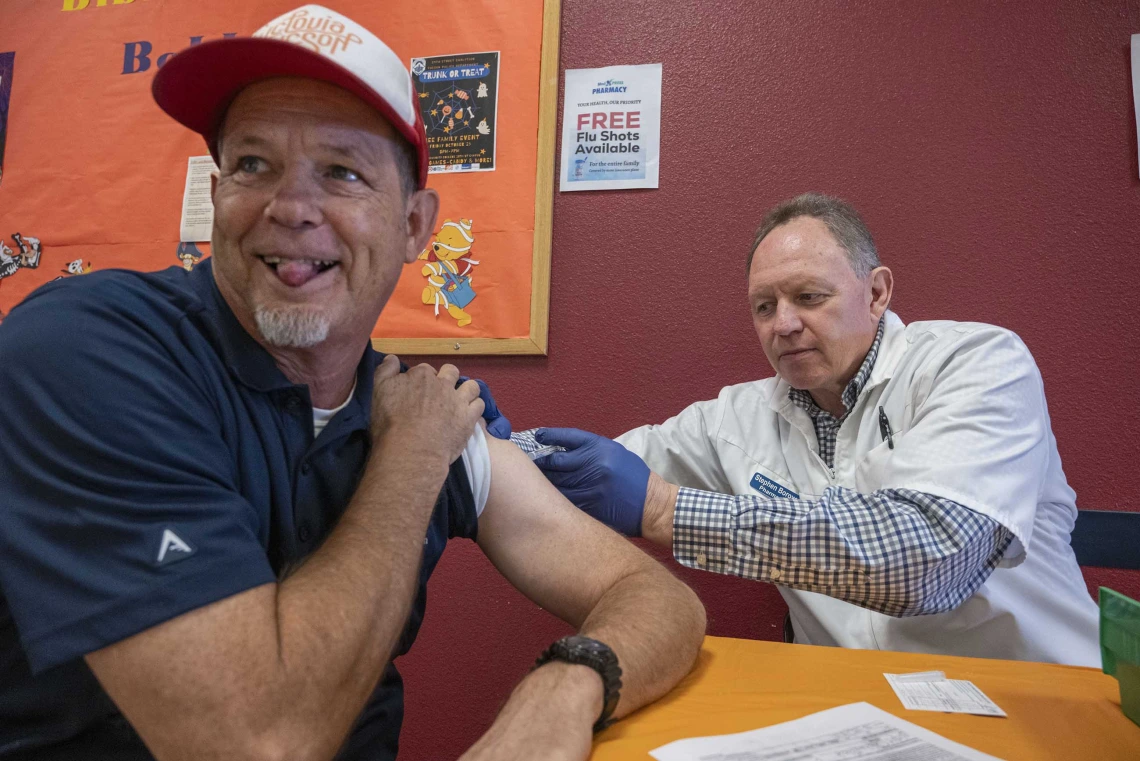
[[411, 51, 499, 174]]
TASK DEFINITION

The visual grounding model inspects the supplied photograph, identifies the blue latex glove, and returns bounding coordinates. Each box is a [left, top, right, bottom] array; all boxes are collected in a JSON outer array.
[[533, 427, 649, 536], [461, 377, 512, 439]]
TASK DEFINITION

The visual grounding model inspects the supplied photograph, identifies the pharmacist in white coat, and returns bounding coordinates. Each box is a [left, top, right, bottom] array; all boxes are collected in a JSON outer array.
[[519, 192, 1100, 666]]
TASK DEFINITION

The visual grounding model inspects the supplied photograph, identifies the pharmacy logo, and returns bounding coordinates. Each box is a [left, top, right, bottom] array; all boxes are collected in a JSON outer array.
[[591, 78, 627, 94]]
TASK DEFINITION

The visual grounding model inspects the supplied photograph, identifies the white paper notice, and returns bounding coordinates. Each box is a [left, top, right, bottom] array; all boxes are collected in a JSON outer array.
[[1132, 35, 1140, 179], [180, 156, 218, 243], [649, 703, 1004, 761], [560, 63, 661, 192], [885, 672, 1007, 717]]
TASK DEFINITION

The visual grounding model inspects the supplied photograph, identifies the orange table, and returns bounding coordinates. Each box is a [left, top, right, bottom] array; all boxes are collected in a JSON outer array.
[[591, 636, 1140, 760]]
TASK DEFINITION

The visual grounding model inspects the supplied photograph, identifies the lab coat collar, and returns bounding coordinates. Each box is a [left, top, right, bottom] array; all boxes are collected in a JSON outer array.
[[866, 310, 908, 387], [767, 310, 907, 414]]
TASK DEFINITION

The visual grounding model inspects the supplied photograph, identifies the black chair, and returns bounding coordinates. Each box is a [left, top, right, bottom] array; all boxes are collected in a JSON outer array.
[[1070, 510, 1140, 570]]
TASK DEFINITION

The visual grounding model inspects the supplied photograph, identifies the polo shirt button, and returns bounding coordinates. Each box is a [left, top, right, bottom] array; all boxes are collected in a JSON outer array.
[[695, 552, 708, 568], [301, 462, 312, 475], [285, 395, 302, 412], [298, 525, 312, 543], [769, 566, 782, 581]]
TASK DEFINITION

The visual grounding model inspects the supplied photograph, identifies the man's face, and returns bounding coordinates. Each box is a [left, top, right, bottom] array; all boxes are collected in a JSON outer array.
[[747, 216, 888, 399], [210, 78, 434, 349]]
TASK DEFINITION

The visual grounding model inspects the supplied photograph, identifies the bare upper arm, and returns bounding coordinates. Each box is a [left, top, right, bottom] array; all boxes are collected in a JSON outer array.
[[476, 435, 657, 627]]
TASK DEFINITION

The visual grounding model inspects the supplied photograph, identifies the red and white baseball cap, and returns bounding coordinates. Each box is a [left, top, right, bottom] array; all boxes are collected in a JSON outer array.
[[152, 4, 428, 188]]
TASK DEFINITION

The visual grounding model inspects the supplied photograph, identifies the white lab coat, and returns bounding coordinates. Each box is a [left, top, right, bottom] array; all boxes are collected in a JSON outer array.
[[617, 311, 1100, 666]]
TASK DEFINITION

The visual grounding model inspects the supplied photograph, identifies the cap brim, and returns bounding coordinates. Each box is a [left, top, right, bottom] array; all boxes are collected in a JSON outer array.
[[152, 37, 428, 188]]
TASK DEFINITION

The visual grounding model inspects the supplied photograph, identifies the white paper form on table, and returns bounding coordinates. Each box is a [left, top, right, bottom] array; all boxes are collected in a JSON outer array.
[[180, 156, 219, 243], [884, 671, 1007, 717], [649, 702, 1005, 761]]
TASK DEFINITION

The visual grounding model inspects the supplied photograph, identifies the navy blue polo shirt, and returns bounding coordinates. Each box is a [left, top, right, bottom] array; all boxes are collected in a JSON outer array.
[[0, 260, 478, 759]]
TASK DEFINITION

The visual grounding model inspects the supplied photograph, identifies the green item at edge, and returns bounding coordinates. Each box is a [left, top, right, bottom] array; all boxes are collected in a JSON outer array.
[[1100, 586, 1140, 729]]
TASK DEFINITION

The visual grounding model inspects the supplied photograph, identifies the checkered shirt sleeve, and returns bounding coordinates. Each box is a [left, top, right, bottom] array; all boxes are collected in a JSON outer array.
[[673, 485, 1014, 617]]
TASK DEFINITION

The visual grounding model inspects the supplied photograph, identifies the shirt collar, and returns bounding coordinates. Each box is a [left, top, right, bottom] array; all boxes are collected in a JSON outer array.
[[842, 315, 886, 408], [772, 310, 905, 417], [866, 309, 907, 387], [184, 259, 378, 401], [183, 259, 295, 393]]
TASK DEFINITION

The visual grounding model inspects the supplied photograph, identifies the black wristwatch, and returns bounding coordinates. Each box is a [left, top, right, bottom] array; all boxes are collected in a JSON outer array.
[[533, 635, 623, 733]]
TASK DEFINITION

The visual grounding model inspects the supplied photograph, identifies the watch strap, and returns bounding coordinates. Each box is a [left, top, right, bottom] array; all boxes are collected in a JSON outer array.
[[533, 635, 623, 733]]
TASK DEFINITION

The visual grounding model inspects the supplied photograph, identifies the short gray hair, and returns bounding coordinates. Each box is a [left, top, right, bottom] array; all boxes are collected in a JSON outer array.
[[391, 135, 418, 199], [747, 192, 880, 278]]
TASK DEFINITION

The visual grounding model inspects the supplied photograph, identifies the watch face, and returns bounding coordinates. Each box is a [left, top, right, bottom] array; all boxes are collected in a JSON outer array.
[[562, 636, 606, 656], [559, 636, 618, 667]]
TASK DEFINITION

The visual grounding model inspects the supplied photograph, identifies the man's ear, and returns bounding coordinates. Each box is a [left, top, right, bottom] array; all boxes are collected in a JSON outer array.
[[868, 266, 894, 320], [404, 188, 441, 264]]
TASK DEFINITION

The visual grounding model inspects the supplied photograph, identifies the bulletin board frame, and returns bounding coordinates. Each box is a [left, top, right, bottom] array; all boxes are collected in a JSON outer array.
[[0, 0, 561, 357], [374, 0, 560, 356]]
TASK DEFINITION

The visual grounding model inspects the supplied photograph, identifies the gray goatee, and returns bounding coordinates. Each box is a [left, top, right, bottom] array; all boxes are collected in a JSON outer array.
[[254, 307, 330, 348]]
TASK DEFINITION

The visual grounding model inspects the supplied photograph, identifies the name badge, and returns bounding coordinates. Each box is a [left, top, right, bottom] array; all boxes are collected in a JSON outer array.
[[750, 472, 799, 499]]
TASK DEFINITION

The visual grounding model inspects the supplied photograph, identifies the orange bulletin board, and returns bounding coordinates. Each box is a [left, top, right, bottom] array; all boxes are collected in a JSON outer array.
[[0, 0, 560, 355]]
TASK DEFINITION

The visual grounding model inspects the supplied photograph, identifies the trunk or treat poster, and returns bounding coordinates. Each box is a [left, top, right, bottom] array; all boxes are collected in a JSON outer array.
[[412, 52, 499, 173]]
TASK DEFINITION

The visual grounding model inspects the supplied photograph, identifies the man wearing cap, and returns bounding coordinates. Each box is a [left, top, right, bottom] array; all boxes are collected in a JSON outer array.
[[0, 6, 705, 761]]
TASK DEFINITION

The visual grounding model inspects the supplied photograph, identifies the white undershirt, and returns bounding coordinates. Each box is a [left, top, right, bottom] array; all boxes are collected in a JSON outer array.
[[461, 425, 491, 516], [312, 384, 490, 516], [312, 382, 356, 438]]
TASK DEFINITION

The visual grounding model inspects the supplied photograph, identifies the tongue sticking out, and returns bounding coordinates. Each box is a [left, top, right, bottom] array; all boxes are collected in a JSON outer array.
[[275, 260, 324, 288]]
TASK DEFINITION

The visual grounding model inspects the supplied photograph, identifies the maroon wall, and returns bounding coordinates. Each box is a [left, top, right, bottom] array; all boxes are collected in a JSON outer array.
[[398, 1, 1140, 758]]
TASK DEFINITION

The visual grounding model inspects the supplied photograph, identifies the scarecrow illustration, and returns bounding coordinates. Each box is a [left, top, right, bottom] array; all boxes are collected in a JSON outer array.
[[418, 218, 479, 327]]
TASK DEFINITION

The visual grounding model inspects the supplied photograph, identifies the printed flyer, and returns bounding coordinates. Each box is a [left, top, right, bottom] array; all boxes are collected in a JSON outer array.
[[560, 63, 661, 191], [411, 52, 499, 173], [1133, 35, 1140, 179], [0, 52, 14, 186]]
